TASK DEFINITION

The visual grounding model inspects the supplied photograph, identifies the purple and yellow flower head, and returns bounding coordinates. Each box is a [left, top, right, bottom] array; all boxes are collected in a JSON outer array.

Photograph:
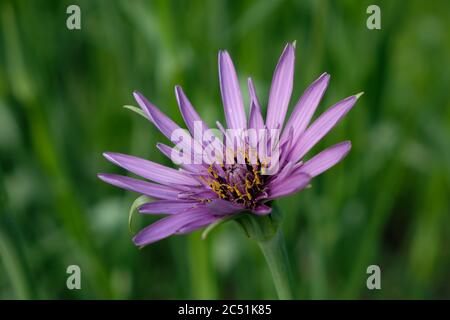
[[98, 43, 360, 246]]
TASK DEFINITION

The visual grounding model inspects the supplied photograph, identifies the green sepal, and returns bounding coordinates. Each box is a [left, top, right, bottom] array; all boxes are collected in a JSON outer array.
[[235, 202, 283, 242], [123, 105, 147, 120], [128, 195, 152, 233]]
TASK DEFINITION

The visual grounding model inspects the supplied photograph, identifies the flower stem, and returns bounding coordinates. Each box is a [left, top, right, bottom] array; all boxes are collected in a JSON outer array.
[[237, 210, 294, 300], [257, 229, 293, 299]]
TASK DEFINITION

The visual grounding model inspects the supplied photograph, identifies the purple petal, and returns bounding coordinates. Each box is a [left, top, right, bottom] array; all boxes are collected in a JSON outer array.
[[156, 143, 204, 173], [133, 91, 200, 156], [265, 43, 295, 130], [281, 73, 330, 148], [175, 214, 220, 235], [269, 160, 296, 187], [175, 85, 209, 135], [288, 94, 358, 163], [103, 152, 200, 186], [247, 78, 264, 130], [215, 120, 232, 148], [205, 198, 245, 215], [139, 200, 199, 214], [279, 127, 294, 166], [251, 204, 272, 215], [178, 189, 218, 201], [133, 91, 179, 141], [300, 141, 351, 177], [268, 172, 311, 200], [97, 173, 179, 200], [218, 51, 246, 129], [133, 208, 214, 246]]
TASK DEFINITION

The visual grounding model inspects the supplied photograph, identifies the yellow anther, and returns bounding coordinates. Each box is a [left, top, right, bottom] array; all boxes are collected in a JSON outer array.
[[233, 186, 242, 197], [207, 165, 219, 179], [254, 173, 261, 185], [223, 184, 233, 191]]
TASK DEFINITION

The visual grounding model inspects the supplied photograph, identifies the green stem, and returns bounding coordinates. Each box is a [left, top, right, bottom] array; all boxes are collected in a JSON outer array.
[[257, 229, 293, 299], [237, 210, 294, 300]]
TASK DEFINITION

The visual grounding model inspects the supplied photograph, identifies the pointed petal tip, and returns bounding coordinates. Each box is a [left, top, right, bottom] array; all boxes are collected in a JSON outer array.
[[132, 91, 153, 115], [102, 151, 112, 160], [132, 235, 143, 246], [314, 72, 330, 87], [174, 85, 182, 103], [299, 141, 353, 178], [133, 91, 154, 108], [338, 140, 352, 156], [342, 140, 352, 148], [320, 72, 331, 80], [266, 43, 296, 129], [284, 42, 295, 55], [174, 85, 182, 95], [97, 173, 108, 181], [97, 172, 127, 185], [132, 226, 156, 246], [102, 151, 115, 161], [155, 143, 164, 153], [102, 152, 124, 167], [96, 172, 118, 184], [133, 91, 147, 104], [282, 42, 294, 51], [355, 92, 364, 99], [218, 50, 233, 67], [132, 90, 142, 99], [218, 50, 246, 129], [218, 50, 226, 60]]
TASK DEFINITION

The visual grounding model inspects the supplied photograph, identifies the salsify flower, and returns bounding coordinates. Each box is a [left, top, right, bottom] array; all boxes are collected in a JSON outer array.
[[98, 42, 360, 249]]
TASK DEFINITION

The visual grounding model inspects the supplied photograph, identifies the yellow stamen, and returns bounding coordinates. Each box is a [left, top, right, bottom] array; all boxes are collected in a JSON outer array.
[[233, 185, 242, 198]]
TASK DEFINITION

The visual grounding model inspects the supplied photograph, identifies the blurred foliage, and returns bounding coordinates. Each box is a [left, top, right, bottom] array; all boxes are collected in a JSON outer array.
[[0, 0, 449, 299]]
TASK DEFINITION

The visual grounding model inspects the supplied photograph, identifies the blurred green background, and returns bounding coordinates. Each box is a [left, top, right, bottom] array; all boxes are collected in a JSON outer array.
[[0, 0, 449, 299]]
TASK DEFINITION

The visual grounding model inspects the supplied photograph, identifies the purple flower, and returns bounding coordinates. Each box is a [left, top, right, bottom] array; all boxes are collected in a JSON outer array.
[[98, 43, 360, 246]]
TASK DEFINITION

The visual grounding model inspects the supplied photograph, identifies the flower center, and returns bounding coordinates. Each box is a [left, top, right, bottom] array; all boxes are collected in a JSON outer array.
[[205, 154, 267, 209]]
